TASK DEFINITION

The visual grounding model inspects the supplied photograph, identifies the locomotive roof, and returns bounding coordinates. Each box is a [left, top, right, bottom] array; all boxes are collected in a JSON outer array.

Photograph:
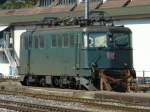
[[32, 25, 131, 33]]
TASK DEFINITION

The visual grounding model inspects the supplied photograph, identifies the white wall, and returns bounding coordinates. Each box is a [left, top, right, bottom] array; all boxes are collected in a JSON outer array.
[[14, 27, 26, 58], [0, 64, 10, 76], [103, 0, 107, 3], [115, 19, 150, 77], [0, 26, 26, 76]]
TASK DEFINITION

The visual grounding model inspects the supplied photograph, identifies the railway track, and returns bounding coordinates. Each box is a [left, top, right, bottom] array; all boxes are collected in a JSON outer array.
[[0, 89, 149, 112], [0, 99, 88, 112]]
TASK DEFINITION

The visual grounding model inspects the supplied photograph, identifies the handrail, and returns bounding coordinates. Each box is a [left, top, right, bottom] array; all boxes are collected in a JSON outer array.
[[0, 39, 3, 48], [1, 39, 18, 75], [2, 39, 15, 67], [1, 39, 19, 66], [13, 50, 19, 66]]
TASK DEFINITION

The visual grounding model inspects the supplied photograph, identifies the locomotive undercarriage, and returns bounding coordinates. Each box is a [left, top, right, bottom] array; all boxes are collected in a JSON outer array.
[[22, 69, 137, 92], [22, 75, 97, 90], [93, 69, 137, 92]]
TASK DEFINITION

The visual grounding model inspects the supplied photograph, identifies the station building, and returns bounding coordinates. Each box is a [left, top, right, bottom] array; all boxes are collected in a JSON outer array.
[[0, 0, 150, 80]]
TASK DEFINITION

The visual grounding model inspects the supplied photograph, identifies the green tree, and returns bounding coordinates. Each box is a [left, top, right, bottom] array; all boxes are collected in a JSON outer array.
[[0, 0, 40, 9], [0, 0, 6, 4]]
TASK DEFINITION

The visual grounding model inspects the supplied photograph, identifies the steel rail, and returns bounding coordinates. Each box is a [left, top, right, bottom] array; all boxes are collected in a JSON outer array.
[[0, 90, 149, 112], [0, 99, 88, 112]]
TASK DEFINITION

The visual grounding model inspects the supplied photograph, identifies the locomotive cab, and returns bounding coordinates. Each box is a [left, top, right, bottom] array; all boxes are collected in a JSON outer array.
[[82, 27, 132, 69], [81, 26, 136, 91]]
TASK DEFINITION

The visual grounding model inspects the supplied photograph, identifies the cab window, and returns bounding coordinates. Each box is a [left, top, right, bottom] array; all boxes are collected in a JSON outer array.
[[108, 32, 130, 48], [114, 33, 130, 48], [84, 32, 107, 48]]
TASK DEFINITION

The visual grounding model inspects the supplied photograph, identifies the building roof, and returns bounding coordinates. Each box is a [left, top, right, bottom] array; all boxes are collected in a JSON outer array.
[[0, 6, 83, 25], [100, 0, 129, 8], [98, 5, 150, 19], [1, 0, 150, 25], [128, 0, 150, 7]]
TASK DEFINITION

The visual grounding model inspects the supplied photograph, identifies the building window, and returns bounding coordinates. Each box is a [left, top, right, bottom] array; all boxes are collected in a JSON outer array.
[[39, 0, 53, 7], [81, 0, 102, 3], [0, 52, 8, 63], [91, 0, 102, 2], [60, 0, 77, 5], [2, 52, 8, 63]]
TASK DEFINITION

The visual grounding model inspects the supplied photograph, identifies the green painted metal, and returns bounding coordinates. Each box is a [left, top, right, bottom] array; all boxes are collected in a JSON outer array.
[[19, 25, 133, 78]]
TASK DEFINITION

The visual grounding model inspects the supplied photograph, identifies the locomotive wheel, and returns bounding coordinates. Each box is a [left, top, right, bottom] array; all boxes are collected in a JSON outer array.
[[126, 76, 132, 92], [52, 77, 60, 87], [125, 69, 138, 92], [99, 70, 112, 91], [24, 77, 30, 86], [126, 76, 137, 92], [39, 78, 46, 87], [131, 79, 138, 92]]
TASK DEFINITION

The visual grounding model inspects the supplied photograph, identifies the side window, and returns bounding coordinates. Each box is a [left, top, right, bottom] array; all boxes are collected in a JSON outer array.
[[70, 34, 75, 47], [32, 35, 35, 48], [51, 35, 57, 47], [32, 34, 44, 49], [63, 34, 69, 47], [24, 37, 28, 49], [51, 33, 77, 48], [21, 33, 32, 49], [34, 36, 39, 48], [57, 35, 62, 48], [39, 35, 44, 48]]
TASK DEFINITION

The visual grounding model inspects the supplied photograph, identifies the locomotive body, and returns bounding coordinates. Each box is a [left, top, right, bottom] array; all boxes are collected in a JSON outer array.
[[19, 25, 136, 91]]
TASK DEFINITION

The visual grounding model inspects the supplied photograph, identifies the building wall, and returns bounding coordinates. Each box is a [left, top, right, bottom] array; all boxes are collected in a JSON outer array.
[[0, 63, 10, 76], [114, 19, 150, 77], [38, 0, 104, 6], [0, 26, 27, 76], [14, 26, 26, 58]]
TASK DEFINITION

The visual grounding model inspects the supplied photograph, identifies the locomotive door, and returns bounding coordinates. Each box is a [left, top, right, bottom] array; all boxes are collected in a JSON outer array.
[[19, 32, 32, 75], [26, 32, 32, 75], [24, 33, 31, 75]]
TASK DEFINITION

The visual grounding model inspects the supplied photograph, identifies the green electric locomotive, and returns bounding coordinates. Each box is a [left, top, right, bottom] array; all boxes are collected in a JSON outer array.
[[19, 17, 136, 92]]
